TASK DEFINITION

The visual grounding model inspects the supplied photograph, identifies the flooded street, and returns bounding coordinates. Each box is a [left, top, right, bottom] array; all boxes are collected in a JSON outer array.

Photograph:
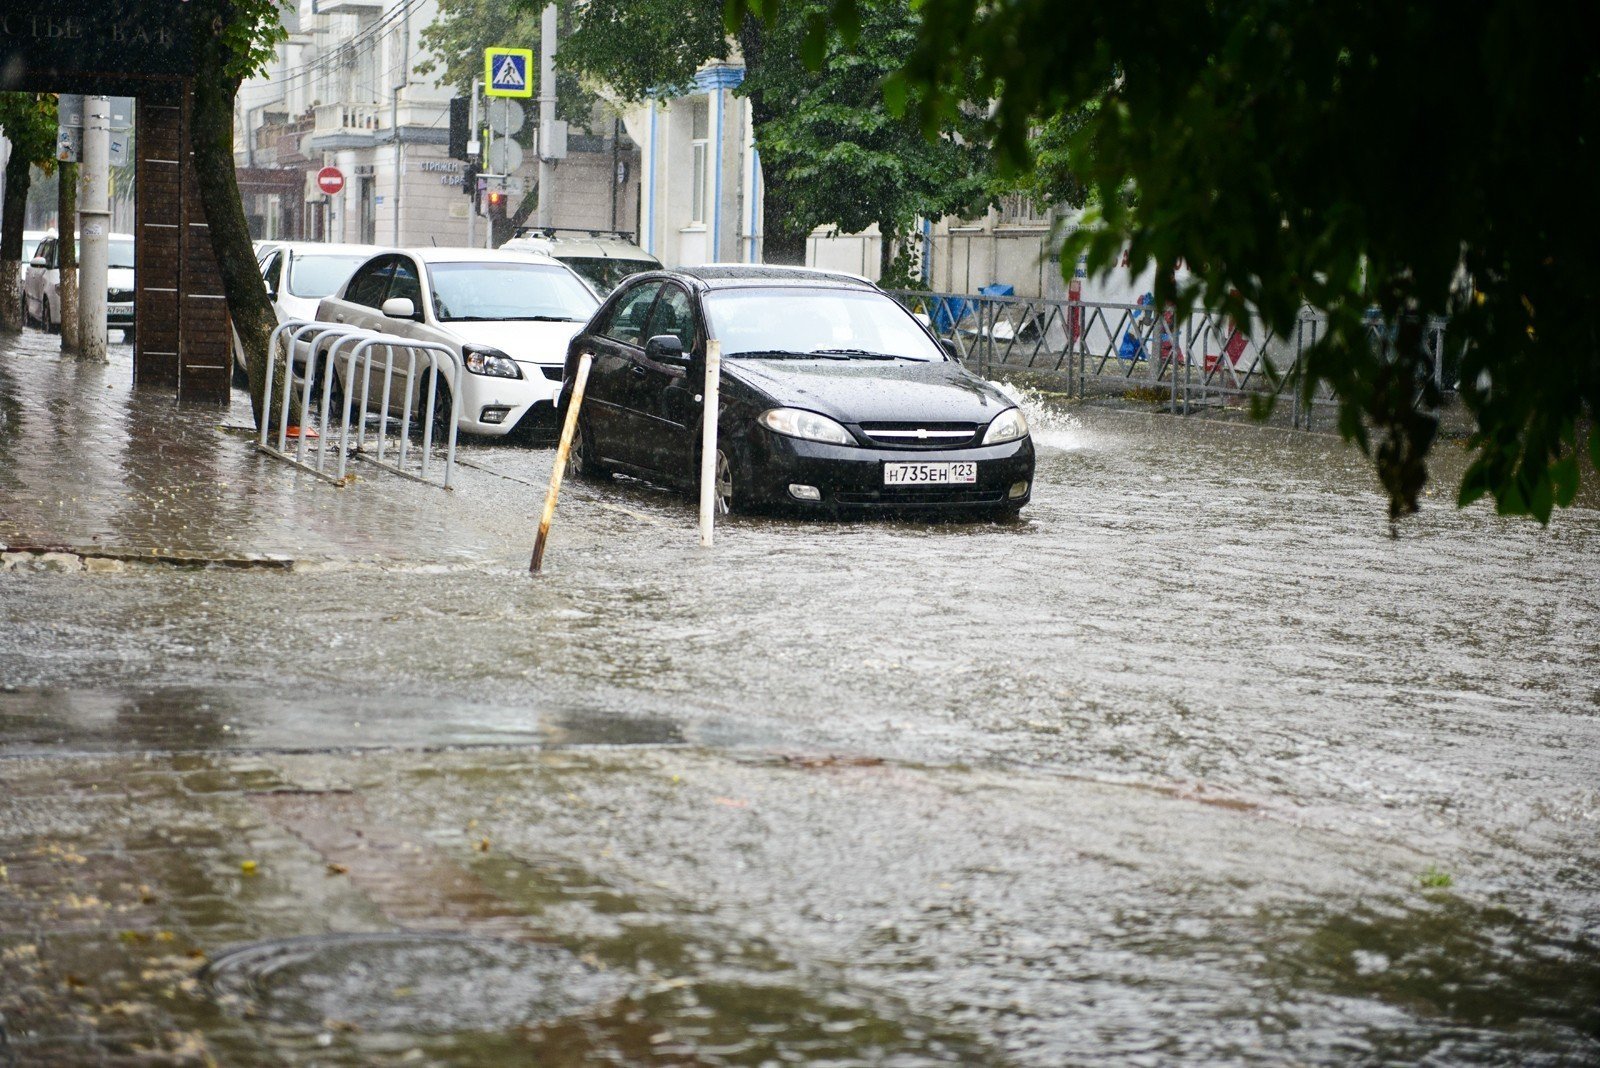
[[2, 340, 1597, 1063]]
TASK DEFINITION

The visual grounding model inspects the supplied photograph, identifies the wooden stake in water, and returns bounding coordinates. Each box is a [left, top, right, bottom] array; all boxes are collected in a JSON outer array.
[[530, 352, 592, 574]]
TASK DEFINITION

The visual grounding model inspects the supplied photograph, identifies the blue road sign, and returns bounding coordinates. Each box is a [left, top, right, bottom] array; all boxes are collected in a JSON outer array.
[[485, 48, 534, 98]]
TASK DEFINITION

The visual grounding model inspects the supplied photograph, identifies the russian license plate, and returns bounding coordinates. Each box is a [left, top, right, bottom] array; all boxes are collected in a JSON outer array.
[[883, 461, 977, 486], [108, 304, 133, 315]]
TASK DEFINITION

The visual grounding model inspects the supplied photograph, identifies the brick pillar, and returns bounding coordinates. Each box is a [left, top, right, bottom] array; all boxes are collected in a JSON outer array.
[[133, 83, 232, 402], [134, 93, 182, 387]]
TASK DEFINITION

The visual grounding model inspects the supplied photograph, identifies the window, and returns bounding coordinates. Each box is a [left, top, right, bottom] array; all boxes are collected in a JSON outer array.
[[345, 257, 396, 308], [388, 257, 423, 310], [287, 254, 369, 299], [597, 281, 662, 347], [424, 262, 599, 322], [690, 98, 709, 226], [643, 285, 697, 351], [261, 252, 283, 296]]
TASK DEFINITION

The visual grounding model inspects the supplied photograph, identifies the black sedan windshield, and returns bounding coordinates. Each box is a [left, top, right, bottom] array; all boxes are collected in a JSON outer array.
[[704, 287, 943, 362], [426, 261, 600, 322]]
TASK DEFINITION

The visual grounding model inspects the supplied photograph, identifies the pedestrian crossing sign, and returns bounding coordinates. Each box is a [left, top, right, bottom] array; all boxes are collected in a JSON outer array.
[[485, 47, 534, 98]]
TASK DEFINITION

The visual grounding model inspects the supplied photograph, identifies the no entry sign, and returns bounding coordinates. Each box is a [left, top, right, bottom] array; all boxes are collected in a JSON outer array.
[[316, 167, 345, 195]]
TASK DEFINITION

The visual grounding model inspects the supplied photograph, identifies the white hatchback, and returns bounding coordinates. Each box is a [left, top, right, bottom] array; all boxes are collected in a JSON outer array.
[[233, 241, 380, 381], [315, 247, 600, 439]]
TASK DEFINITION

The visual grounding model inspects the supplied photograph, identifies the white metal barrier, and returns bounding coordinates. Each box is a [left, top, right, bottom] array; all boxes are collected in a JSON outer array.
[[256, 319, 461, 490]]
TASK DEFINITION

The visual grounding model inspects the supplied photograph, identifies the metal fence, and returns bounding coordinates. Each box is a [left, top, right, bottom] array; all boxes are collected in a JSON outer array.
[[889, 290, 1452, 429], [258, 320, 461, 489]]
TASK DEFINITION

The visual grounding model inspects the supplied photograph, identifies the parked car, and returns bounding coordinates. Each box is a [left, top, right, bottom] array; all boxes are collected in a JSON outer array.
[[232, 241, 380, 383], [22, 231, 137, 339], [559, 265, 1035, 517], [499, 229, 661, 296], [315, 247, 601, 439], [15, 230, 48, 316]]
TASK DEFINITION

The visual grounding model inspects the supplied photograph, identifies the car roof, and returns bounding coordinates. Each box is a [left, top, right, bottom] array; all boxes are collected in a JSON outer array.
[[272, 242, 385, 257], [669, 264, 881, 291], [391, 246, 564, 266], [496, 230, 652, 260]]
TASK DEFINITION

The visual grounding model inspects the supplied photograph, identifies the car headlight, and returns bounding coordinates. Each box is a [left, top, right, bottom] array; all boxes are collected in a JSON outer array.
[[759, 407, 856, 446], [461, 344, 523, 379], [982, 407, 1029, 445]]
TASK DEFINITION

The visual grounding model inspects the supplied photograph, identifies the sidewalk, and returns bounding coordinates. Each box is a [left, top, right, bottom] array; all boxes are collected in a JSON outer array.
[[0, 331, 557, 569]]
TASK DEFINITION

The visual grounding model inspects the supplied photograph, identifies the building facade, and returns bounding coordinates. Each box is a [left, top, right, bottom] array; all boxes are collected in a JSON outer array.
[[234, 0, 641, 250]]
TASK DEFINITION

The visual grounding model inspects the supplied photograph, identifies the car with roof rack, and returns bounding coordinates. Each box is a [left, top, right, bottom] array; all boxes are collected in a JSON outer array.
[[498, 228, 661, 296]]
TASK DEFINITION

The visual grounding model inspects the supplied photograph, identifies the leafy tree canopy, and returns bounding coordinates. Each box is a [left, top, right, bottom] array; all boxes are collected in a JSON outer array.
[[731, 0, 1600, 521], [418, 0, 595, 133], [551, 0, 991, 268]]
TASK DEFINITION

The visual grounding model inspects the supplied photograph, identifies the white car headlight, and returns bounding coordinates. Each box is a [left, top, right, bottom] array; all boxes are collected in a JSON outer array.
[[982, 407, 1029, 445], [462, 344, 523, 379], [759, 407, 856, 446]]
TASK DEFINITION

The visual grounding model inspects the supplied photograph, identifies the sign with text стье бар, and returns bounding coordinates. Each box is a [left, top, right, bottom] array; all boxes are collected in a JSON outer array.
[[0, 1, 193, 88]]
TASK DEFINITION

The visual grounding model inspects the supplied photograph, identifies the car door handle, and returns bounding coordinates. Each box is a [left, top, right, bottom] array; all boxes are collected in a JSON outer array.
[[630, 364, 647, 377]]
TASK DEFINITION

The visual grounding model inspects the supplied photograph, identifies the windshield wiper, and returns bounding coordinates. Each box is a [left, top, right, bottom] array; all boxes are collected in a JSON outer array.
[[725, 349, 829, 359], [808, 348, 904, 360]]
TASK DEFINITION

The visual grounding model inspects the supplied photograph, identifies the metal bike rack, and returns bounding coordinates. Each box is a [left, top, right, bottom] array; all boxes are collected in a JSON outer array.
[[256, 320, 461, 490]]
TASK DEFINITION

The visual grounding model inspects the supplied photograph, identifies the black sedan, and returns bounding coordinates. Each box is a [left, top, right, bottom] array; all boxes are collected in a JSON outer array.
[[559, 265, 1034, 517]]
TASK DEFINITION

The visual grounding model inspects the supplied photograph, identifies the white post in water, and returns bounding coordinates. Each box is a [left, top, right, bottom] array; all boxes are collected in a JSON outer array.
[[698, 339, 722, 547], [530, 352, 592, 574], [77, 95, 110, 361]]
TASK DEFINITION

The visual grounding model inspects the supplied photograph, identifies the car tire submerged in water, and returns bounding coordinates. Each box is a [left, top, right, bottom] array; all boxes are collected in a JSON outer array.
[[413, 370, 452, 443], [713, 447, 738, 516], [566, 416, 612, 481]]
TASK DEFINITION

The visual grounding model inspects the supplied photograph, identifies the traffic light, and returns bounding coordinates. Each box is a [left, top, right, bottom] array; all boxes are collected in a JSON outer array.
[[485, 188, 507, 221], [448, 97, 471, 160], [462, 160, 480, 200]]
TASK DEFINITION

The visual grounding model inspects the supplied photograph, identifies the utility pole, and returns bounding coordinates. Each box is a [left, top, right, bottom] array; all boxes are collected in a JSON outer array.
[[466, 77, 480, 248], [536, 3, 556, 229], [78, 95, 110, 361]]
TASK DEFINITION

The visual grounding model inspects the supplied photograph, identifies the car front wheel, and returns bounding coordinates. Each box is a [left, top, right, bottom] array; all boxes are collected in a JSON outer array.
[[567, 416, 612, 481], [414, 370, 453, 443], [714, 447, 737, 515]]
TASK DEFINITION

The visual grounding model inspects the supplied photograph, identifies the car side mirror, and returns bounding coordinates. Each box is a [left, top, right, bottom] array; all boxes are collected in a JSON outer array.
[[645, 333, 689, 366], [29, 256, 45, 269], [939, 337, 963, 363], [381, 296, 417, 320]]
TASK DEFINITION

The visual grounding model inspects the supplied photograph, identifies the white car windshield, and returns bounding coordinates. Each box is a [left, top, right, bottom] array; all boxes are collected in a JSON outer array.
[[288, 254, 369, 299], [704, 287, 942, 362], [108, 240, 135, 269], [426, 261, 599, 322]]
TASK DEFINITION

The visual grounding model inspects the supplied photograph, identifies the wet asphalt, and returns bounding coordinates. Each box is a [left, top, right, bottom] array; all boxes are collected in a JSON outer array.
[[1, 331, 1597, 1065]]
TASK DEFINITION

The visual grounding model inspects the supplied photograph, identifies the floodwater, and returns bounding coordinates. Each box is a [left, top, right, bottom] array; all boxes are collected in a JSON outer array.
[[2, 338, 1598, 1064]]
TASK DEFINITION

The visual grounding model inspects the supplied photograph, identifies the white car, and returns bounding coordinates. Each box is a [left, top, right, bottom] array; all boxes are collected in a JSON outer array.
[[233, 241, 380, 381], [499, 229, 661, 296], [15, 230, 48, 316], [22, 231, 137, 339], [315, 247, 601, 439]]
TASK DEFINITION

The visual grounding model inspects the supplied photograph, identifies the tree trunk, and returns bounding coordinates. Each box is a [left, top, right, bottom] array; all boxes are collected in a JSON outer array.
[[0, 149, 29, 333], [190, 1, 288, 427], [737, 17, 809, 266], [58, 161, 80, 354]]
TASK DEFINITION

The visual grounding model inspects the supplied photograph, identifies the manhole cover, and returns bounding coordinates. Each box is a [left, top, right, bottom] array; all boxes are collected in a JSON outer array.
[[203, 932, 622, 1033]]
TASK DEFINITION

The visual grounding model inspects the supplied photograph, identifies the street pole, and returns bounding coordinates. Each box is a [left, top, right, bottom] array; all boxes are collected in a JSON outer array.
[[466, 77, 480, 248], [78, 95, 110, 361], [536, 2, 556, 229]]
